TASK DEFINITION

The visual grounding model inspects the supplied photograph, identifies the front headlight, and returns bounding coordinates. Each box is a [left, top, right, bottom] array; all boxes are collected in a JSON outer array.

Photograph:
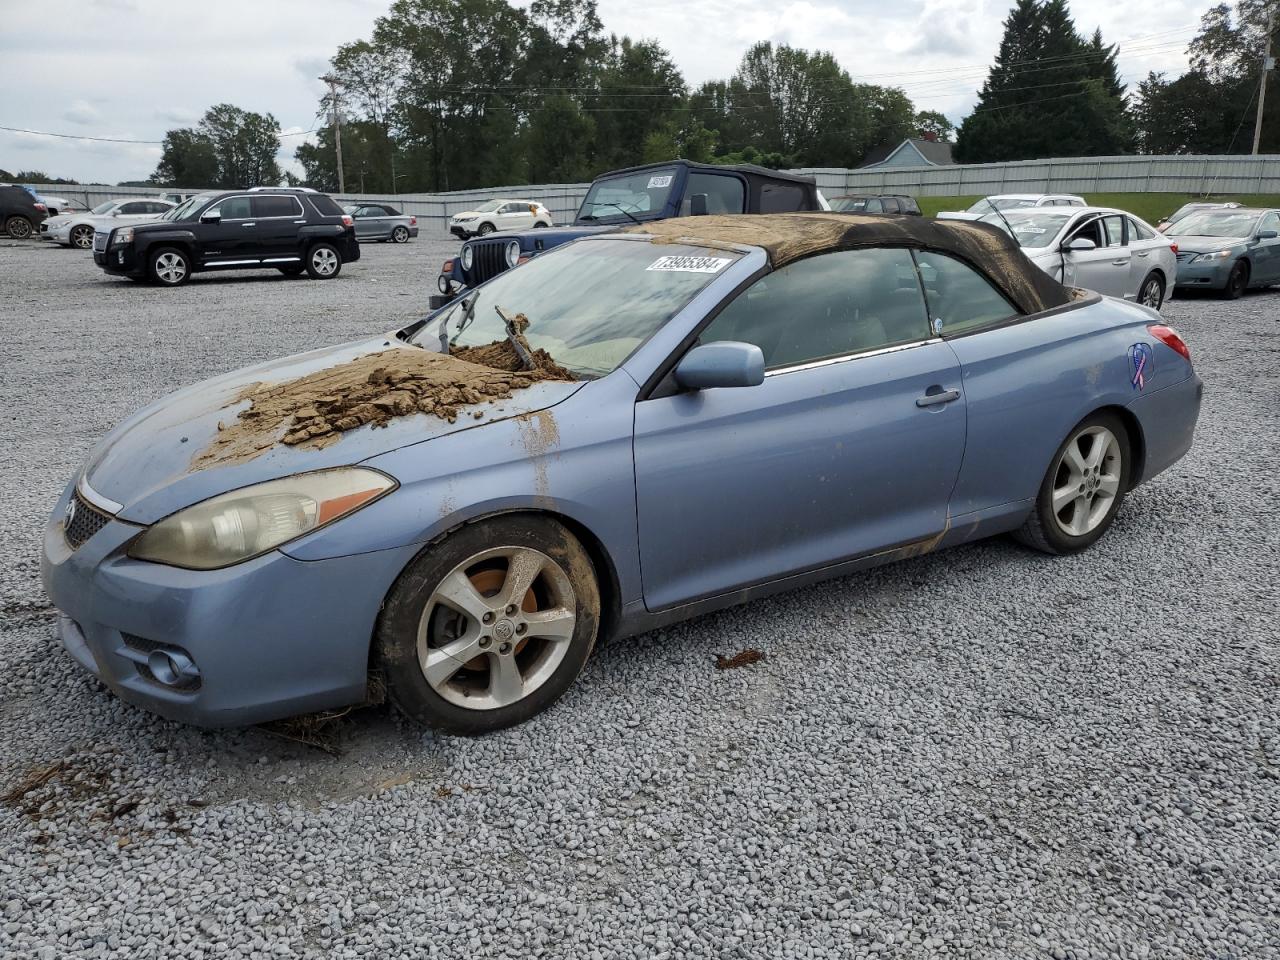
[[128, 467, 395, 570], [1192, 249, 1236, 262], [505, 240, 521, 267], [111, 227, 134, 246], [455, 215, 476, 222], [461, 245, 473, 270]]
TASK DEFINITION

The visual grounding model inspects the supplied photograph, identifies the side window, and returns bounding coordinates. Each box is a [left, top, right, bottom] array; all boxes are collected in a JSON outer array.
[[1258, 212, 1280, 233], [681, 173, 745, 216], [882, 198, 900, 213], [1071, 217, 1104, 247], [210, 196, 253, 219], [915, 251, 1020, 337], [120, 202, 149, 215], [254, 195, 302, 218], [1101, 215, 1126, 247], [1128, 217, 1155, 241], [699, 248, 929, 370], [759, 182, 807, 213]]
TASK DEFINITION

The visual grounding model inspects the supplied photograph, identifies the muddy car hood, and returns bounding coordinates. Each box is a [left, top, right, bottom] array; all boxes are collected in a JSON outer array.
[[84, 337, 585, 525]]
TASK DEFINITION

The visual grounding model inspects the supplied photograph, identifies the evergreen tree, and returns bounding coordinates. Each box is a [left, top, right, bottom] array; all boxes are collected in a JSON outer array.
[[954, 0, 1133, 162]]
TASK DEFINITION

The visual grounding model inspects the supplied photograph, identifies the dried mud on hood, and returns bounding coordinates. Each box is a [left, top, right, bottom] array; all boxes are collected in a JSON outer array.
[[192, 343, 575, 470]]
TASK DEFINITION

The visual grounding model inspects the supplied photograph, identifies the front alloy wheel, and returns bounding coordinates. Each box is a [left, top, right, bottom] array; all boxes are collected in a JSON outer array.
[[1224, 261, 1249, 300], [149, 247, 189, 286], [1014, 413, 1130, 555], [71, 225, 94, 249], [378, 515, 600, 733]]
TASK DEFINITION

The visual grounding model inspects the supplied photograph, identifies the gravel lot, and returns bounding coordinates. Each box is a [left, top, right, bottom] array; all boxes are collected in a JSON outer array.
[[1, 235, 1277, 960]]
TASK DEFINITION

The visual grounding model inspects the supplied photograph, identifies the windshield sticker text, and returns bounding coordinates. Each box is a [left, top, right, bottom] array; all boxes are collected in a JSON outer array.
[[647, 175, 673, 189], [647, 255, 733, 274]]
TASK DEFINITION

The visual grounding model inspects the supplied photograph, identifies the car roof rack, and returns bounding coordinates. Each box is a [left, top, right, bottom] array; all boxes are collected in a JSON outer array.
[[247, 186, 319, 193]]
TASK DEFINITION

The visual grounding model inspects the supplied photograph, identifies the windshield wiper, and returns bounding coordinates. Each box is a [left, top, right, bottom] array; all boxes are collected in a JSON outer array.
[[494, 305, 535, 370], [580, 202, 642, 225]]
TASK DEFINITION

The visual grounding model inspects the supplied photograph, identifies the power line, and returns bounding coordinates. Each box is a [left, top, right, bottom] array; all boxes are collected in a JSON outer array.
[[0, 124, 316, 144]]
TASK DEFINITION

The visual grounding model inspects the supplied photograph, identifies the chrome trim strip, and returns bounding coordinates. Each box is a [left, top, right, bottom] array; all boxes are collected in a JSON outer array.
[[261, 256, 301, 263], [764, 338, 941, 377], [204, 259, 261, 266], [77, 475, 123, 515]]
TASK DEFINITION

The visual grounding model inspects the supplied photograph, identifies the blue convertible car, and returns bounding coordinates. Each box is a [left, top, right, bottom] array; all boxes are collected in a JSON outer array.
[[42, 213, 1202, 733]]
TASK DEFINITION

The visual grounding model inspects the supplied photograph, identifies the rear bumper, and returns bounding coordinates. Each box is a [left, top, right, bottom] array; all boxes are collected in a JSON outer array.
[[1127, 372, 1203, 486], [40, 483, 418, 728]]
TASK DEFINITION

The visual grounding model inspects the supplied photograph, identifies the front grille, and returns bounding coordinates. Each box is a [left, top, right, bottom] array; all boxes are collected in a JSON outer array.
[[466, 240, 510, 284], [65, 491, 112, 549], [92, 230, 107, 253]]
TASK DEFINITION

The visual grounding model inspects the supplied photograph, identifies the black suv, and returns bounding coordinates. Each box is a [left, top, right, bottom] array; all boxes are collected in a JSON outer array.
[[1, 184, 48, 239], [829, 194, 922, 215], [433, 160, 824, 306], [94, 188, 359, 286]]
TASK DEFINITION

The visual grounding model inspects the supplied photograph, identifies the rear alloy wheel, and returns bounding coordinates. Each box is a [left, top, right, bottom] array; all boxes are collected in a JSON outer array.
[[5, 216, 33, 240], [1138, 272, 1165, 310], [149, 247, 190, 286], [1223, 261, 1249, 300], [1013, 413, 1130, 555], [70, 225, 95, 249], [392, 225, 410, 243], [305, 243, 341, 279], [378, 515, 600, 733]]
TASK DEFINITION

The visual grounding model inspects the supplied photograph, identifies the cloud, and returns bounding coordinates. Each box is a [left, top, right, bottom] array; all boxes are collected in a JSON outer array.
[[904, 0, 986, 57], [155, 107, 199, 125], [63, 99, 101, 126]]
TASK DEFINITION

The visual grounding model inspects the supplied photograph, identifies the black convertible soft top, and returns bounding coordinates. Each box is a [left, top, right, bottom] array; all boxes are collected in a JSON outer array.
[[627, 212, 1074, 316]]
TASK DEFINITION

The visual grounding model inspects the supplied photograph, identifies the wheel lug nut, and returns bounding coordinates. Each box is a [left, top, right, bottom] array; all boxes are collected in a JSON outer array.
[[479, 636, 491, 648], [482, 612, 494, 624], [499, 642, 512, 654], [505, 604, 516, 615], [515, 623, 527, 635]]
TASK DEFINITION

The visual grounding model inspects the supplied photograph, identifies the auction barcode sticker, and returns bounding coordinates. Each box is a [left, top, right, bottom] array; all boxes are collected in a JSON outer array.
[[646, 255, 733, 273], [647, 175, 673, 188]]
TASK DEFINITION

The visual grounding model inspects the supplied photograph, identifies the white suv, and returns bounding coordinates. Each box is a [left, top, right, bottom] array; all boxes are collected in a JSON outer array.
[[449, 199, 552, 238]]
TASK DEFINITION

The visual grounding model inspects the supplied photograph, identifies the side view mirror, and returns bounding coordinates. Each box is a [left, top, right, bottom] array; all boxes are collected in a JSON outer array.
[[689, 194, 708, 216], [1256, 229, 1278, 240], [674, 341, 764, 391], [200, 210, 221, 224], [1063, 236, 1096, 252]]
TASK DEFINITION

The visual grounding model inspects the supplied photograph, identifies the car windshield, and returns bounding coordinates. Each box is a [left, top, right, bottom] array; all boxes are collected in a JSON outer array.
[[576, 168, 676, 224], [91, 201, 116, 215], [968, 197, 1038, 214], [161, 194, 214, 222], [1168, 211, 1260, 238], [412, 238, 739, 378], [472, 200, 504, 213], [981, 210, 1073, 247]]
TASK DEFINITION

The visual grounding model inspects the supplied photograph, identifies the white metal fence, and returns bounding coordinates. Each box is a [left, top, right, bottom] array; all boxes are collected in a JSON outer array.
[[30, 154, 1280, 232]]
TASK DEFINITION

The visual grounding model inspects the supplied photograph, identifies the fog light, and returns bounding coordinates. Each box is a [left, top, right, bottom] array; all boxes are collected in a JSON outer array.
[[438, 274, 453, 295], [146, 649, 201, 687]]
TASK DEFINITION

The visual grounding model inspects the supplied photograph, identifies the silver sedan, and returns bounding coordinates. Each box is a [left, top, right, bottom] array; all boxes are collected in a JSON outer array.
[[41, 198, 175, 249], [342, 203, 418, 243], [982, 207, 1178, 309]]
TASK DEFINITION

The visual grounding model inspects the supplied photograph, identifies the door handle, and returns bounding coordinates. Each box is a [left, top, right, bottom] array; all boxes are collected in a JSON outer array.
[[1137, 251, 1149, 258], [916, 388, 961, 407], [242, 222, 257, 228], [1111, 258, 1127, 265]]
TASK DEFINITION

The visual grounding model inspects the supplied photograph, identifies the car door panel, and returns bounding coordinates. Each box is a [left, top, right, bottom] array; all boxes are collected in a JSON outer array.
[[1253, 212, 1280, 282], [198, 195, 256, 263], [633, 341, 966, 611]]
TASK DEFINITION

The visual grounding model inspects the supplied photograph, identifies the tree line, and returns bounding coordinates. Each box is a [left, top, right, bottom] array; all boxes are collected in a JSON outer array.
[[143, 0, 1277, 192]]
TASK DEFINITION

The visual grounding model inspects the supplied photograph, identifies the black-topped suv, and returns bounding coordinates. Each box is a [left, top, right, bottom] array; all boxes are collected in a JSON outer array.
[[94, 187, 359, 286], [1, 184, 48, 239]]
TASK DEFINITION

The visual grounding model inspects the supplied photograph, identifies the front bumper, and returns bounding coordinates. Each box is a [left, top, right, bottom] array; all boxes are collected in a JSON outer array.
[[449, 222, 476, 239], [41, 221, 72, 243], [40, 483, 419, 728], [1173, 257, 1234, 289], [95, 242, 144, 276]]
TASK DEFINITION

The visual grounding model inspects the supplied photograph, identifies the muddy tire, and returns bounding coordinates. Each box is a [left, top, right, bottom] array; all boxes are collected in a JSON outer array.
[[305, 242, 341, 279], [5, 216, 34, 240], [378, 515, 600, 734], [148, 246, 190, 286], [1013, 412, 1131, 556], [70, 224, 95, 249], [1222, 260, 1249, 300]]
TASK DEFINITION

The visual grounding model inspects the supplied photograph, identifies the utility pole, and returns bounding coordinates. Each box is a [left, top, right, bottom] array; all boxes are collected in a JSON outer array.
[[1253, 7, 1275, 155], [320, 74, 345, 193]]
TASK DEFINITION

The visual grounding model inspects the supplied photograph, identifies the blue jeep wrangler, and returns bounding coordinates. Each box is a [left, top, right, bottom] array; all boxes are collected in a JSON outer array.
[[430, 159, 824, 307]]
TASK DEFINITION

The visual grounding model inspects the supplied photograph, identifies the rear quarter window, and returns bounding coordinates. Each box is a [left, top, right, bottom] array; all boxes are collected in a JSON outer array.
[[308, 194, 345, 217], [758, 182, 808, 213]]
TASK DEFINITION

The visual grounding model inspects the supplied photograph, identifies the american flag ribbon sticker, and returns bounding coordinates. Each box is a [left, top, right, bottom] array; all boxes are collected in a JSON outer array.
[[1128, 343, 1153, 390]]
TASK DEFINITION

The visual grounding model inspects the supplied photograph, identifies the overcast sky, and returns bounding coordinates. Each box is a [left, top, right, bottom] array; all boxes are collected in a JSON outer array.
[[1, 0, 1205, 186]]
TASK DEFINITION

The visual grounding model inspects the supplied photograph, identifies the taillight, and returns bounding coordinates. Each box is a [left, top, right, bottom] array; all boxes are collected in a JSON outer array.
[[1169, 243, 1178, 254], [441, 259, 454, 273], [1148, 324, 1191, 362], [409, 216, 417, 226], [341, 214, 353, 227], [34, 202, 46, 212]]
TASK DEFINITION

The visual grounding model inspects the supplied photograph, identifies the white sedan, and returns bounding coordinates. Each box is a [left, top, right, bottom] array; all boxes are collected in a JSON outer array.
[[937, 193, 1086, 221], [40, 197, 175, 249], [982, 206, 1177, 309]]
